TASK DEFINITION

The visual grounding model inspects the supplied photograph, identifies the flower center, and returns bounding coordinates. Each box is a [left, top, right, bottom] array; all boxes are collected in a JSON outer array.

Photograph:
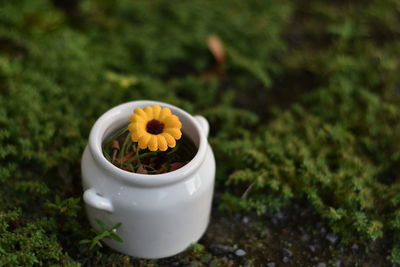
[[146, 119, 165, 135]]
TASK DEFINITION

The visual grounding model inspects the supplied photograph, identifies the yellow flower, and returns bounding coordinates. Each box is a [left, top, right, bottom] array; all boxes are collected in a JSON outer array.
[[128, 105, 182, 151]]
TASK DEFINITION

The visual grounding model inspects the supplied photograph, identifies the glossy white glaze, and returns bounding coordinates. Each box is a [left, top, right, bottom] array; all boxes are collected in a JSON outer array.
[[81, 100, 215, 259]]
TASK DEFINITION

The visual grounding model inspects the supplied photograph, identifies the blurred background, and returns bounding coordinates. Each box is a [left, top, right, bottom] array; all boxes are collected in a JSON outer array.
[[1, 0, 400, 266]]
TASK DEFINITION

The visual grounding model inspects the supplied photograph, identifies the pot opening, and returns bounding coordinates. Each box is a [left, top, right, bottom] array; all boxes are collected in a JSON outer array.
[[89, 101, 208, 185], [101, 117, 200, 175]]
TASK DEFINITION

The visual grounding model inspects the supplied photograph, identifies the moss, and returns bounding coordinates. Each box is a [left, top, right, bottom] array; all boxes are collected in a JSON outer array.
[[0, 0, 400, 265]]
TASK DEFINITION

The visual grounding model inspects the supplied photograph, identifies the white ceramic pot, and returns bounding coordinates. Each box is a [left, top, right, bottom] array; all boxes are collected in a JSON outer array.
[[81, 100, 215, 259]]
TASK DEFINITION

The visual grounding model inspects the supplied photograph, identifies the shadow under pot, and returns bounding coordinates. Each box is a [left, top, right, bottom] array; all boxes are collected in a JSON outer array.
[[81, 100, 215, 259]]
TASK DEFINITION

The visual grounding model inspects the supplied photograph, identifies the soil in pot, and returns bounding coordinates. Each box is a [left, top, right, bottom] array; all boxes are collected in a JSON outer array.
[[102, 126, 197, 174]]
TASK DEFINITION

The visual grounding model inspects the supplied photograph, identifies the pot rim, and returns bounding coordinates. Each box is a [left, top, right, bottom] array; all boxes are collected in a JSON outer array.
[[88, 100, 208, 187]]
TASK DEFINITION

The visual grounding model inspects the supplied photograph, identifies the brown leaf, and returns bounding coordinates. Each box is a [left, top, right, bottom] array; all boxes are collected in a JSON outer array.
[[121, 151, 135, 163], [149, 156, 157, 164], [120, 166, 131, 171], [169, 162, 187, 171], [207, 35, 225, 64], [136, 165, 148, 174], [156, 164, 169, 174], [114, 151, 135, 164]]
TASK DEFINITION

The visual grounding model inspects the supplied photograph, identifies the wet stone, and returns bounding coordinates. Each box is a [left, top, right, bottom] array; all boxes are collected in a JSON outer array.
[[307, 245, 317, 253], [282, 256, 290, 264], [235, 249, 246, 257], [351, 244, 359, 251], [298, 226, 306, 234], [200, 254, 212, 263], [282, 248, 293, 257], [242, 216, 249, 224], [261, 228, 271, 239], [209, 245, 235, 255], [334, 260, 341, 266], [301, 234, 310, 242], [326, 233, 339, 244], [283, 241, 292, 248], [300, 210, 308, 217], [369, 241, 378, 252], [317, 263, 326, 267], [275, 212, 285, 220], [266, 262, 276, 267]]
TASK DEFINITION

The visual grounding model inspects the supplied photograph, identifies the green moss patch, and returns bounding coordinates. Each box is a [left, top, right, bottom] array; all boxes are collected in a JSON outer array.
[[1, 0, 400, 265]]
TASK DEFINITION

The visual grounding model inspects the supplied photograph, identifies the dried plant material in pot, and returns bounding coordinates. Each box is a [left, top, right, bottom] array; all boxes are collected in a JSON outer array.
[[102, 105, 197, 174]]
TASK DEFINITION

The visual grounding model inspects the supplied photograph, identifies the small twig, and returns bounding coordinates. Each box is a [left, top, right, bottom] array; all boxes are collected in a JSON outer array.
[[119, 133, 132, 166], [103, 127, 128, 149], [128, 163, 134, 172], [111, 140, 120, 162], [241, 181, 256, 199], [241, 172, 267, 199], [112, 149, 118, 162], [135, 146, 141, 166], [112, 140, 120, 150], [166, 144, 179, 155]]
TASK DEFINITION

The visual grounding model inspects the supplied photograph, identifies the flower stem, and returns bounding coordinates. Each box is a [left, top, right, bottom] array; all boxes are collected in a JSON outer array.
[[138, 151, 158, 159], [103, 126, 128, 149], [119, 133, 132, 166]]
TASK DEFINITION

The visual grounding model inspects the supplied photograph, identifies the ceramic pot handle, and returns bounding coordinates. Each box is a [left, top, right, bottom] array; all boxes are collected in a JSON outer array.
[[194, 115, 209, 138], [83, 188, 114, 213]]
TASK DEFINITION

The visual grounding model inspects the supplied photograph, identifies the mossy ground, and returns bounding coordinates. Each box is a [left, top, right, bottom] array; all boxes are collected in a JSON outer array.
[[1, 0, 400, 266]]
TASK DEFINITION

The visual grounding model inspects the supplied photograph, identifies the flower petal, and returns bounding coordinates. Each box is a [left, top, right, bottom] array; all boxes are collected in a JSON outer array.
[[162, 133, 176, 148], [132, 128, 146, 142], [128, 122, 136, 132], [128, 122, 146, 138], [164, 128, 182, 139], [164, 115, 182, 128], [159, 107, 172, 120], [152, 105, 161, 120], [148, 135, 158, 151], [129, 123, 139, 140], [144, 106, 153, 119], [138, 134, 151, 149], [130, 114, 146, 123], [134, 108, 148, 119], [157, 135, 168, 151], [129, 122, 142, 132]]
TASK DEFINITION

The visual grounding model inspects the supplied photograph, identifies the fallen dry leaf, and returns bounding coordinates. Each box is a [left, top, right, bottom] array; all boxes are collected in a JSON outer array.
[[169, 162, 187, 171], [156, 163, 168, 174], [116, 151, 135, 163], [207, 35, 225, 64], [136, 165, 148, 174]]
